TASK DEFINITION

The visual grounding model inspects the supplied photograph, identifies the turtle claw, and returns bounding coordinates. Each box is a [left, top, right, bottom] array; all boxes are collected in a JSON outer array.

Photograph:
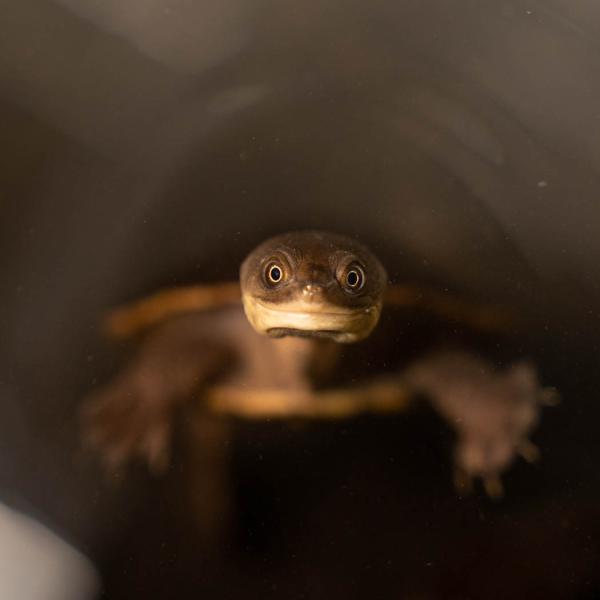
[[453, 468, 474, 495], [539, 386, 560, 406], [482, 474, 504, 499], [454, 464, 506, 498], [518, 439, 541, 464], [453, 468, 506, 499], [452, 434, 543, 498], [141, 422, 171, 476]]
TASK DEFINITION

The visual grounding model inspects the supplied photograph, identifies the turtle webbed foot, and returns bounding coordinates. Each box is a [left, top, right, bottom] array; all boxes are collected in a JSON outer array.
[[407, 354, 555, 497], [447, 361, 552, 497], [81, 373, 173, 476]]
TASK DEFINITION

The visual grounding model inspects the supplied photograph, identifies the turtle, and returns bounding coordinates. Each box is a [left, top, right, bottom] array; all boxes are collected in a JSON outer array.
[[82, 230, 556, 498]]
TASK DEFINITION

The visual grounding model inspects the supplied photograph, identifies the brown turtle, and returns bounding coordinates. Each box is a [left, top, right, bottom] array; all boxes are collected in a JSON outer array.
[[82, 230, 555, 497]]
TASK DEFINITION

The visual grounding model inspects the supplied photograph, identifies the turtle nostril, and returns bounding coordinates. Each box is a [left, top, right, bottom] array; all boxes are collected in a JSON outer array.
[[303, 283, 324, 297]]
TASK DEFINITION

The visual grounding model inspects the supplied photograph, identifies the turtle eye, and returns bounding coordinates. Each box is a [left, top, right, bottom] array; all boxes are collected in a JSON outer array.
[[342, 264, 365, 292], [265, 261, 285, 286]]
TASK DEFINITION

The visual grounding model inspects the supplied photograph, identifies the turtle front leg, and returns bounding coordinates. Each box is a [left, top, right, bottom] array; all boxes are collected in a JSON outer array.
[[81, 318, 231, 475], [403, 351, 556, 496]]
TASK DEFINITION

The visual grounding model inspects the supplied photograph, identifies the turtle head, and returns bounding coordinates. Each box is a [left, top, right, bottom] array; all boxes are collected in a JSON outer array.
[[240, 230, 387, 343]]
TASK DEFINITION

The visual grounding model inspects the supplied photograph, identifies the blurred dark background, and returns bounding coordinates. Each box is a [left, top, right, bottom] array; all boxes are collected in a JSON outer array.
[[1, 0, 600, 598]]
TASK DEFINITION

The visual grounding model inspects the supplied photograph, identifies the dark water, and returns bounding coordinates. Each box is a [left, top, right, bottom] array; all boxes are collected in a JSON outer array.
[[1, 1, 600, 598]]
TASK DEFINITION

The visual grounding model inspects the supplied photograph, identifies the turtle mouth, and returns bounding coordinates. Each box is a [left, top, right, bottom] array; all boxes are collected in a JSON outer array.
[[267, 327, 343, 340], [242, 297, 380, 343]]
